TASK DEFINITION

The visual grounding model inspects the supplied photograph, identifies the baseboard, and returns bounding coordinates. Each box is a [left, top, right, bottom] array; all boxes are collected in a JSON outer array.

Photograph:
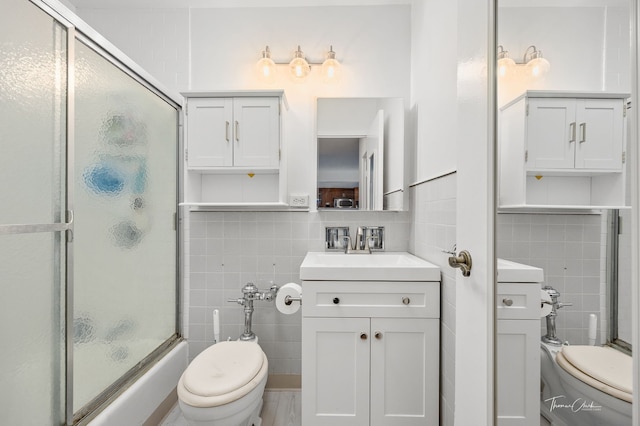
[[144, 389, 177, 426], [266, 374, 301, 390]]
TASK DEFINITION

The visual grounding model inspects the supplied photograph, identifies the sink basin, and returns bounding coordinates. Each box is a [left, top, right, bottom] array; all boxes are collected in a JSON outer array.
[[300, 252, 440, 281]]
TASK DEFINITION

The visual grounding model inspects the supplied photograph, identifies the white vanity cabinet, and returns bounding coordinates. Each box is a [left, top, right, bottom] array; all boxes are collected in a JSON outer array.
[[499, 91, 629, 209], [301, 280, 440, 426], [182, 90, 287, 207], [496, 259, 544, 426]]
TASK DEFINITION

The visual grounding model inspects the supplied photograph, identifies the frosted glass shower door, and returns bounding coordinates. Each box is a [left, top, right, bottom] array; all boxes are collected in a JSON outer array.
[[73, 40, 178, 411], [0, 0, 68, 424]]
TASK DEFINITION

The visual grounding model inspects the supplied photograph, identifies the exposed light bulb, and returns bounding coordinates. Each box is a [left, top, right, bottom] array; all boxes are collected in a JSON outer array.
[[321, 46, 341, 83], [527, 57, 550, 78], [497, 57, 515, 78], [289, 46, 310, 80], [256, 46, 277, 85]]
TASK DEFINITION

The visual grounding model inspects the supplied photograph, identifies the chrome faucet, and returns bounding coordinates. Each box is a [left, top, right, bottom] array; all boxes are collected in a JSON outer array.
[[541, 285, 572, 346], [344, 226, 374, 254]]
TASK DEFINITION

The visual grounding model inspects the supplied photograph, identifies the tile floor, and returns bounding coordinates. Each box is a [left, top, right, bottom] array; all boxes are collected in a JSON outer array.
[[161, 390, 547, 426], [160, 390, 301, 426]]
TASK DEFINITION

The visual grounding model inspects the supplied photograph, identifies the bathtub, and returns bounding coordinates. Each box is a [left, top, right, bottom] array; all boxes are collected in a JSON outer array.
[[89, 341, 188, 425]]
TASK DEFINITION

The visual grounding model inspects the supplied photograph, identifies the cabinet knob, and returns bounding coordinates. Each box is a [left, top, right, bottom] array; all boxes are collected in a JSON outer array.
[[374, 331, 382, 339], [502, 298, 513, 307], [360, 332, 368, 340], [333, 297, 340, 305], [402, 297, 410, 305]]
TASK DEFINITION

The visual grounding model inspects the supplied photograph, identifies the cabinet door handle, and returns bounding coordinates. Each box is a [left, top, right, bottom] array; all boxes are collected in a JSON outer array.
[[360, 332, 368, 340], [502, 298, 513, 306], [235, 121, 239, 142], [402, 297, 410, 305], [579, 122, 586, 143], [225, 121, 230, 142], [374, 331, 382, 339], [332, 297, 340, 305], [569, 122, 576, 143]]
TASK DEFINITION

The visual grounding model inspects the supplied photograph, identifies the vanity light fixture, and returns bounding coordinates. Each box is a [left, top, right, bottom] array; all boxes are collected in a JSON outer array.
[[256, 45, 341, 83], [497, 44, 550, 78]]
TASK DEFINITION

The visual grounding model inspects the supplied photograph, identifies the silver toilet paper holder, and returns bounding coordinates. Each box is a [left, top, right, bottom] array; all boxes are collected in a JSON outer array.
[[284, 294, 302, 306]]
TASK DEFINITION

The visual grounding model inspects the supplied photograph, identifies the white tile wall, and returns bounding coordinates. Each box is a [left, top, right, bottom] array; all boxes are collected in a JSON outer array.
[[409, 173, 456, 426], [185, 210, 411, 374], [496, 213, 607, 345]]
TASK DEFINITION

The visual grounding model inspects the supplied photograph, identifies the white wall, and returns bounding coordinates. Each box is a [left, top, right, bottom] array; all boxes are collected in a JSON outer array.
[[410, 0, 458, 182], [79, 5, 412, 201], [409, 1, 460, 424], [498, 6, 630, 105]]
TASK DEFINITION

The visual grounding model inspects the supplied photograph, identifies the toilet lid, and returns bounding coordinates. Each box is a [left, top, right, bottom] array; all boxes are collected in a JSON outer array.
[[182, 341, 265, 397], [559, 346, 632, 400]]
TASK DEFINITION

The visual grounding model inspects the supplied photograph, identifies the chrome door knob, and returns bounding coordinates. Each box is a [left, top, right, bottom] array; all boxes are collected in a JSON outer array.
[[402, 297, 410, 305], [502, 298, 513, 306]]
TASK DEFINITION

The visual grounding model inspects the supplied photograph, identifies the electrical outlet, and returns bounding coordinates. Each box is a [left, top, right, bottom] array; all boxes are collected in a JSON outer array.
[[289, 194, 309, 208]]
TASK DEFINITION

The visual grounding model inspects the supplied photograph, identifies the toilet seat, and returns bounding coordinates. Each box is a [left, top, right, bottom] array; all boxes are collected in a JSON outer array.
[[178, 341, 268, 408], [557, 346, 632, 403]]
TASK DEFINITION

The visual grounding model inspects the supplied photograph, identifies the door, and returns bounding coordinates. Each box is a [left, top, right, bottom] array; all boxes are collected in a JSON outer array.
[[301, 317, 370, 426], [370, 318, 439, 426], [233, 97, 279, 167], [526, 98, 577, 170], [574, 99, 624, 170], [454, 0, 495, 424], [187, 98, 233, 167], [0, 0, 68, 423]]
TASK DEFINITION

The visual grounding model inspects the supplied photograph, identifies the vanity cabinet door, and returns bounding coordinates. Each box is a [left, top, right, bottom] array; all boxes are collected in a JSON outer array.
[[574, 98, 624, 170], [186, 98, 233, 168], [232, 97, 280, 167], [497, 319, 540, 426], [526, 98, 576, 170], [370, 318, 439, 426], [302, 317, 370, 426]]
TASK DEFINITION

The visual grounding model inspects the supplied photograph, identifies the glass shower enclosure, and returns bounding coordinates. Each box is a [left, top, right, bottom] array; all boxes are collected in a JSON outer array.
[[0, 0, 181, 423]]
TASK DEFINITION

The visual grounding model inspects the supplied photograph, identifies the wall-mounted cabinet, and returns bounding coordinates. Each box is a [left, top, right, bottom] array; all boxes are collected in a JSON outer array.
[[499, 91, 629, 210], [182, 91, 288, 208]]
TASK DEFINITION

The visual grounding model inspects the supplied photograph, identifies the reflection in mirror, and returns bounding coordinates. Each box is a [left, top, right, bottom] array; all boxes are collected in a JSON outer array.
[[316, 97, 404, 211], [496, 1, 633, 425]]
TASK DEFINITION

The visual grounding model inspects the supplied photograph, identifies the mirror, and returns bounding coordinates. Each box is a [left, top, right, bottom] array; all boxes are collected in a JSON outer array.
[[496, 0, 633, 425], [316, 97, 405, 211]]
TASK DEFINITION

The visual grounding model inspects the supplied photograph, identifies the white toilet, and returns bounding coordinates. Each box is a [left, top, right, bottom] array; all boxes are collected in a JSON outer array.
[[540, 342, 632, 426], [177, 341, 269, 426]]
